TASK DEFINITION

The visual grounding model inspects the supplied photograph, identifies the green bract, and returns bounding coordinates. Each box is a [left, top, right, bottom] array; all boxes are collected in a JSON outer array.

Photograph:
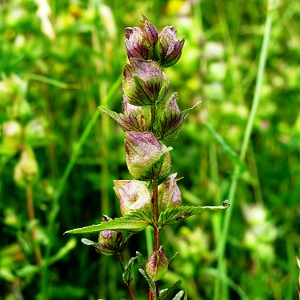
[[124, 131, 172, 180], [99, 95, 152, 132], [122, 58, 169, 106], [158, 173, 182, 212], [155, 26, 185, 68], [145, 246, 169, 282], [124, 16, 158, 61], [124, 27, 150, 60], [114, 180, 152, 216], [97, 230, 119, 256]]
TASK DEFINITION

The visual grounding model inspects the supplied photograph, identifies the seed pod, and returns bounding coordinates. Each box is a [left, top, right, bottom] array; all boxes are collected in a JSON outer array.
[[113, 180, 152, 216], [155, 93, 184, 141], [145, 246, 169, 281], [158, 173, 182, 212], [13, 147, 39, 187], [124, 131, 171, 180], [96, 216, 124, 256]]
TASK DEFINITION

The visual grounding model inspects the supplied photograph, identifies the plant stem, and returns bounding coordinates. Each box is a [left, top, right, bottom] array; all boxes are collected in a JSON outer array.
[[152, 179, 160, 250], [117, 253, 135, 300], [150, 105, 156, 133], [215, 0, 276, 298], [150, 179, 160, 299], [25, 184, 42, 266], [148, 98, 160, 298]]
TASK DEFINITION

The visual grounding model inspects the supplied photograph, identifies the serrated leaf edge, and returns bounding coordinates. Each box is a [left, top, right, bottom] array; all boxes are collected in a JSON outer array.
[[158, 204, 229, 227], [64, 210, 155, 235]]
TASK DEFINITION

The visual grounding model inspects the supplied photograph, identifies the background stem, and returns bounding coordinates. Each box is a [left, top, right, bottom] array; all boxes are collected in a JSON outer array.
[[25, 184, 42, 266], [40, 77, 121, 299], [215, 0, 276, 298]]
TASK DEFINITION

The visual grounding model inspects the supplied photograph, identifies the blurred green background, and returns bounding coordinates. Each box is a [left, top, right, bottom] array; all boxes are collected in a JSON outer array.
[[0, 0, 299, 299]]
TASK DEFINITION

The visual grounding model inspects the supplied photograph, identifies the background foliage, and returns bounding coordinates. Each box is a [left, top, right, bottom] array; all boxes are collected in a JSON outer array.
[[0, 0, 299, 299]]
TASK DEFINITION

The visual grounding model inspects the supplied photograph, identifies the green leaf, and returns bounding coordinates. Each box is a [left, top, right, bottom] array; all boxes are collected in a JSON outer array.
[[16, 265, 40, 278], [122, 256, 137, 284], [64, 210, 155, 235], [159, 280, 182, 300], [148, 146, 172, 180], [28, 73, 75, 89], [181, 101, 201, 119], [99, 106, 120, 123], [158, 203, 230, 227], [169, 252, 178, 265], [136, 251, 146, 269], [139, 268, 157, 299], [48, 238, 77, 265]]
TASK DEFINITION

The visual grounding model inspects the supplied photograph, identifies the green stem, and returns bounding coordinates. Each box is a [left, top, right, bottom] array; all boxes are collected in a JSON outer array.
[[40, 76, 121, 300], [26, 184, 42, 266], [148, 102, 160, 300], [216, 0, 277, 298], [145, 227, 153, 256]]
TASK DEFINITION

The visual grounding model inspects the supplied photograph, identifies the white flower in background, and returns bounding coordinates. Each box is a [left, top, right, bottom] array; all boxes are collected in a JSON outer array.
[[35, 0, 55, 40]]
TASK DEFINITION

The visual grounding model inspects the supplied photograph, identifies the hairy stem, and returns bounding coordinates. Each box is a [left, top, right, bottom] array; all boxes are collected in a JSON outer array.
[[117, 253, 135, 300], [151, 179, 160, 299], [26, 184, 42, 266]]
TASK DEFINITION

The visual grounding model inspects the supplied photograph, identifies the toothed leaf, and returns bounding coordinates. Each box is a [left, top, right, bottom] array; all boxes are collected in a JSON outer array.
[[64, 210, 155, 235], [136, 251, 146, 269], [139, 268, 157, 299], [123, 256, 137, 284], [158, 203, 230, 227]]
